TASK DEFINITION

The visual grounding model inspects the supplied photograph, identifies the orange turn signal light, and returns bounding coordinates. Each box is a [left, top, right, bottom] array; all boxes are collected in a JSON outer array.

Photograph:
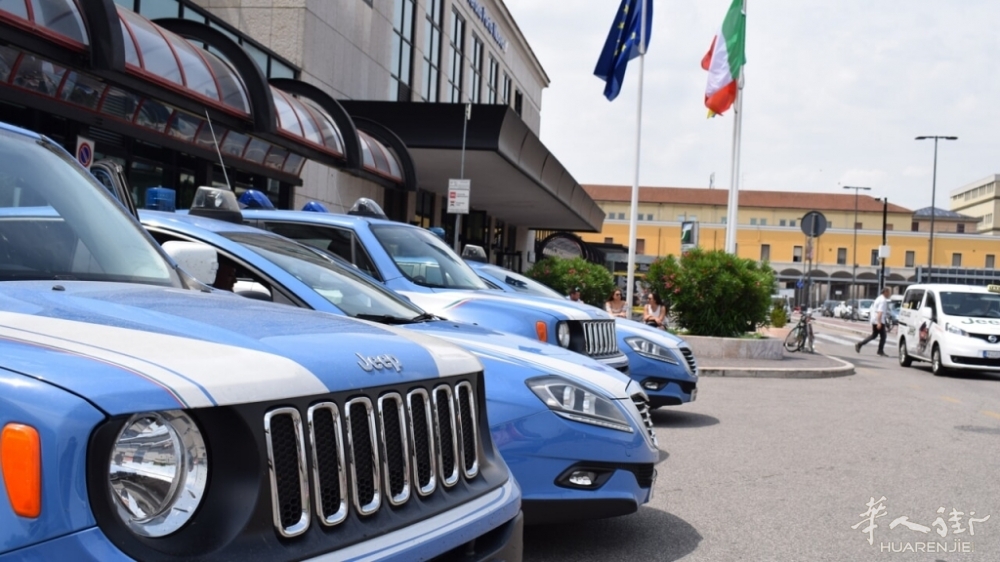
[[1, 423, 41, 518], [535, 321, 548, 342]]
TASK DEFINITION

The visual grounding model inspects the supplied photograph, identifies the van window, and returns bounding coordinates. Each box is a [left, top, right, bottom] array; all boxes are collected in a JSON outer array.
[[924, 292, 937, 317], [940, 291, 1000, 318], [903, 289, 925, 310]]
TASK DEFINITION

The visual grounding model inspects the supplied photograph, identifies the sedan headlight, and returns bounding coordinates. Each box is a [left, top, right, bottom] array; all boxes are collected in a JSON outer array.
[[556, 321, 571, 348], [946, 323, 969, 337], [624, 336, 680, 364], [527, 376, 634, 433], [109, 410, 208, 537]]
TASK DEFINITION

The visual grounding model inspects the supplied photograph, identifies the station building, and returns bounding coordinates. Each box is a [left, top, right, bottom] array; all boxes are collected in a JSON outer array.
[[580, 184, 1000, 303], [0, 0, 600, 272]]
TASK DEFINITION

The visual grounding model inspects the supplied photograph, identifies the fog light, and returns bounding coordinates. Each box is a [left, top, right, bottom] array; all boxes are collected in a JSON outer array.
[[568, 471, 597, 487], [642, 379, 665, 391]]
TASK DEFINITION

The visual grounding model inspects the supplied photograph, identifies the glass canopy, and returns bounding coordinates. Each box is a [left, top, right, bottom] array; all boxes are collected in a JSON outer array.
[[0, 0, 88, 47]]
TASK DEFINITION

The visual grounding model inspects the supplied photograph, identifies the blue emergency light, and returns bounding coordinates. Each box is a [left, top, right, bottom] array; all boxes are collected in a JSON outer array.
[[302, 201, 330, 213], [238, 189, 275, 210], [145, 187, 176, 212]]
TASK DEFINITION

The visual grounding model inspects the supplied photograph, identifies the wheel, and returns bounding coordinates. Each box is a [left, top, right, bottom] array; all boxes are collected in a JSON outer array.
[[898, 339, 912, 367], [784, 326, 803, 352], [931, 345, 947, 377]]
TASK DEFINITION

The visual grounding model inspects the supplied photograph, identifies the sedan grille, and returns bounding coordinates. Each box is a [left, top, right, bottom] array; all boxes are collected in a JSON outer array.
[[630, 393, 658, 447], [679, 345, 698, 375], [583, 320, 618, 357], [263, 380, 480, 537]]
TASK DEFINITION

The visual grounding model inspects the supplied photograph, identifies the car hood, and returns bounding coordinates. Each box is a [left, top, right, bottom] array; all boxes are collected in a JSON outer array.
[[404, 320, 632, 399], [402, 290, 609, 321], [0, 281, 481, 415], [950, 317, 1000, 332], [615, 318, 686, 346]]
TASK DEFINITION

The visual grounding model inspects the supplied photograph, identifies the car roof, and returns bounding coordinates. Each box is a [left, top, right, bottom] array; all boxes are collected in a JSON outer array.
[[241, 209, 403, 229], [0, 120, 43, 140], [904, 283, 993, 294], [140, 209, 274, 237]]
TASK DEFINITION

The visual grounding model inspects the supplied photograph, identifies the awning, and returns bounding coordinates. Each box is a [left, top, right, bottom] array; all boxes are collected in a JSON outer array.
[[339, 101, 604, 232]]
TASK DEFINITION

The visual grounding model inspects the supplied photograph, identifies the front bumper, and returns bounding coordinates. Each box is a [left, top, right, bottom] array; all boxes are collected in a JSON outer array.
[[0, 481, 522, 562], [492, 410, 657, 525], [623, 349, 698, 407], [939, 334, 1000, 371]]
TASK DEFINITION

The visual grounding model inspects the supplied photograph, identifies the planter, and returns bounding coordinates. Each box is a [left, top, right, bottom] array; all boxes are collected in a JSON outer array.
[[683, 334, 785, 360]]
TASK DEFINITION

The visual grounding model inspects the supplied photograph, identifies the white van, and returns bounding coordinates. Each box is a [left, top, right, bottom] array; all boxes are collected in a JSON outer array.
[[897, 283, 1000, 375]]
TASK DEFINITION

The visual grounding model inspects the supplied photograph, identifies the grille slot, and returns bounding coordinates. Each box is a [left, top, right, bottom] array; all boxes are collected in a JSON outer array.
[[345, 397, 381, 516], [263, 408, 310, 537], [307, 403, 348, 526], [454, 382, 480, 479], [630, 393, 658, 447], [377, 393, 411, 506], [432, 385, 460, 487], [582, 320, 617, 357], [406, 389, 437, 496], [679, 346, 698, 375]]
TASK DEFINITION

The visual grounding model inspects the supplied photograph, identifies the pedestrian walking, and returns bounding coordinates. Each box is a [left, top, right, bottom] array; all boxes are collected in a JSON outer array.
[[855, 288, 891, 356]]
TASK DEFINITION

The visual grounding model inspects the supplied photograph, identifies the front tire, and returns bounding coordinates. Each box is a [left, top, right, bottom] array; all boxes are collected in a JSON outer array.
[[931, 345, 947, 377], [898, 339, 912, 367], [784, 326, 803, 352]]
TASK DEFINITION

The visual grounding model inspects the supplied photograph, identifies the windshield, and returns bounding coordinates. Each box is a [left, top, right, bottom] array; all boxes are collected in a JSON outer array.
[[0, 129, 174, 285], [221, 232, 426, 321], [940, 291, 1000, 319], [479, 263, 563, 298], [370, 224, 487, 290]]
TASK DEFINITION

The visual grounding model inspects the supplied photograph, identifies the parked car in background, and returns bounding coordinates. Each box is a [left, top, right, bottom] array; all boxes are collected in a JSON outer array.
[[467, 260, 698, 407], [0, 124, 522, 561], [820, 300, 840, 317], [855, 299, 875, 320], [241, 206, 630, 373], [834, 301, 853, 319], [140, 208, 660, 524]]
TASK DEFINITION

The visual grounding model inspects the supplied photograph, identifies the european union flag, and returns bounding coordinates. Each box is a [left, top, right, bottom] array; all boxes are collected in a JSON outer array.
[[594, 0, 653, 101]]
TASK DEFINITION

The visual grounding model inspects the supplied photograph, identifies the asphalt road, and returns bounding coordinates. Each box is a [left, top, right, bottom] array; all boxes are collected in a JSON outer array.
[[524, 320, 1000, 562]]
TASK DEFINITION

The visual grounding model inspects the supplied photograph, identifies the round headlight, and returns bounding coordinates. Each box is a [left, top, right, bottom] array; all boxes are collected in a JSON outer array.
[[557, 322, 571, 348], [109, 410, 208, 537]]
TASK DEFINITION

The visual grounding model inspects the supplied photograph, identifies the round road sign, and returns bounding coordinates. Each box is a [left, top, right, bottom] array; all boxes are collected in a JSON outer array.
[[800, 211, 828, 237]]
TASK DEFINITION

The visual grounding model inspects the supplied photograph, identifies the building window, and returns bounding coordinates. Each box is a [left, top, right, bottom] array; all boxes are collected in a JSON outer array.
[[905, 250, 915, 268], [501, 72, 511, 105], [391, 0, 416, 101], [636, 239, 646, 255], [952, 253, 962, 267], [750, 218, 757, 225], [421, 0, 442, 102], [513, 89, 523, 115], [837, 248, 847, 265], [779, 219, 787, 227], [604, 237, 613, 244], [646, 214, 653, 221], [987, 254, 996, 269], [447, 9, 465, 103], [486, 55, 498, 103], [721, 217, 727, 225], [415, 189, 435, 228], [911, 221, 919, 232], [870, 249, 879, 266], [957, 223, 965, 233], [887, 224, 894, 231], [789, 220, 796, 228], [617, 213, 624, 220], [793, 246, 802, 263], [469, 34, 483, 103], [760, 244, 770, 262]]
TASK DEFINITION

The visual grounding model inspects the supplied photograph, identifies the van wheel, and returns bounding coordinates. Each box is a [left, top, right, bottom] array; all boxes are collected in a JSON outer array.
[[931, 345, 947, 377], [898, 339, 912, 367]]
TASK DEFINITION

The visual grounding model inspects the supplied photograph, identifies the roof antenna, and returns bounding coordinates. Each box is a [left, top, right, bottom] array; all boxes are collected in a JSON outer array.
[[204, 109, 232, 190]]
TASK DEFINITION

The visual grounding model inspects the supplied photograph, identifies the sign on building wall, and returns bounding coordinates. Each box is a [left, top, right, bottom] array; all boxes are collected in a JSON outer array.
[[447, 179, 471, 214], [466, 0, 508, 51], [680, 221, 699, 253]]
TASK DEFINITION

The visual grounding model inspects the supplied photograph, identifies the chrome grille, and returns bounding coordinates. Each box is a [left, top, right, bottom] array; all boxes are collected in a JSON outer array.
[[263, 408, 310, 537], [630, 394, 658, 447], [263, 380, 480, 537], [582, 320, 618, 357], [679, 345, 698, 375]]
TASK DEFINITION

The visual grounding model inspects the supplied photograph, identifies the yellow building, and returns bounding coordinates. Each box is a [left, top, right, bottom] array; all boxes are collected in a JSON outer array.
[[950, 175, 1000, 234], [579, 185, 1000, 302]]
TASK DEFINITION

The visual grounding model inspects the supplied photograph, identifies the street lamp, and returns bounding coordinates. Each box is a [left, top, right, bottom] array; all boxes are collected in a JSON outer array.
[[915, 136, 958, 274], [876, 197, 888, 291], [843, 185, 871, 307]]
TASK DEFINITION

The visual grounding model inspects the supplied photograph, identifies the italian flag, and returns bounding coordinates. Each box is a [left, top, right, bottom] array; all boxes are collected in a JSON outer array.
[[701, 0, 746, 117]]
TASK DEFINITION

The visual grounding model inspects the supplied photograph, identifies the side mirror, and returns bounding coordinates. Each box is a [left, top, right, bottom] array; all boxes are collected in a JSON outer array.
[[163, 241, 219, 285], [920, 306, 934, 321]]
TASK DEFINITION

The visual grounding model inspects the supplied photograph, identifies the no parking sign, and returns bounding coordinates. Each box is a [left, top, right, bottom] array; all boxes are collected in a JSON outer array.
[[76, 136, 94, 170]]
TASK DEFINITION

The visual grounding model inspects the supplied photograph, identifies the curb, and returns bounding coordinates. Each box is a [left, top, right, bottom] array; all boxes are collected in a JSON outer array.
[[698, 354, 856, 379]]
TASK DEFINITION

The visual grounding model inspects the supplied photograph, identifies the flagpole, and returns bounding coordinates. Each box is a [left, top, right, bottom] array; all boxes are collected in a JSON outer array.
[[625, 0, 647, 317], [724, 0, 746, 254]]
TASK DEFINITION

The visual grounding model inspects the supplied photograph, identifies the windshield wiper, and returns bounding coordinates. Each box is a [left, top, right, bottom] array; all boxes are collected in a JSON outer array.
[[354, 313, 415, 325], [410, 312, 438, 323]]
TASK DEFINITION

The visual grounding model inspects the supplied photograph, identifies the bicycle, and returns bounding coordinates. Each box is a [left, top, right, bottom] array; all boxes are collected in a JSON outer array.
[[784, 310, 815, 353]]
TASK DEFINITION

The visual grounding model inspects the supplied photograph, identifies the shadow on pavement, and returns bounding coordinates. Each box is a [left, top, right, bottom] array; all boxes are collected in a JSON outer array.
[[524, 507, 701, 562], [649, 409, 719, 429]]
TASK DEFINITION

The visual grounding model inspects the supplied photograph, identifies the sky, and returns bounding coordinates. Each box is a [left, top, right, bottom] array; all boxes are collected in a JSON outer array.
[[502, 0, 1000, 210]]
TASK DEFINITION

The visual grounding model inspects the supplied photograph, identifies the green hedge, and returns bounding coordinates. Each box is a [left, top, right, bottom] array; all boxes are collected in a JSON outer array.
[[646, 249, 775, 337], [525, 256, 615, 307]]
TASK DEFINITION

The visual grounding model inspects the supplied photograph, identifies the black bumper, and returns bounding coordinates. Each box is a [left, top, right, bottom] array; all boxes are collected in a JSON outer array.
[[434, 511, 524, 561], [522, 499, 639, 526]]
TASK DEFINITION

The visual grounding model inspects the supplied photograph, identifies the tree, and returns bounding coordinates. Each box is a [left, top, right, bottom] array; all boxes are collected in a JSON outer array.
[[526, 256, 615, 307], [646, 249, 775, 337]]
